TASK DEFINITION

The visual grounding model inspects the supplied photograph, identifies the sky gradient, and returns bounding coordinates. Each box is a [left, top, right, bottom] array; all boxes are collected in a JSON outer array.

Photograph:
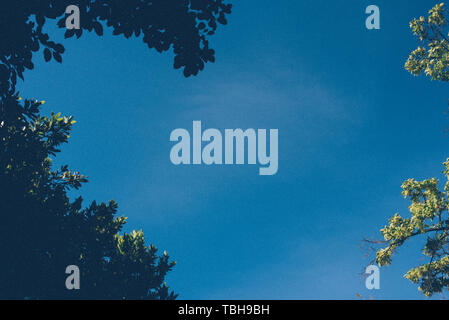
[[17, 0, 449, 299]]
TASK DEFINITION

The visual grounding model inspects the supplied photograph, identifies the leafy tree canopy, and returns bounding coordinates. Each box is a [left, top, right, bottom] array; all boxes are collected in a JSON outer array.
[[376, 159, 449, 296], [0, 0, 231, 299], [0, 0, 232, 93], [0, 93, 177, 299], [375, 3, 449, 297], [405, 3, 449, 81]]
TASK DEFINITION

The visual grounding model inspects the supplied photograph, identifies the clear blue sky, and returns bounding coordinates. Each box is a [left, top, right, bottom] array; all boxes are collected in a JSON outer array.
[[17, 0, 449, 299]]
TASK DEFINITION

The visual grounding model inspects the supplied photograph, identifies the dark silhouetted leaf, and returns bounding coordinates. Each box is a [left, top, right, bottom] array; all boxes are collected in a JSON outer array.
[[53, 51, 62, 63], [64, 29, 75, 39], [93, 22, 103, 36], [43, 48, 51, 62]]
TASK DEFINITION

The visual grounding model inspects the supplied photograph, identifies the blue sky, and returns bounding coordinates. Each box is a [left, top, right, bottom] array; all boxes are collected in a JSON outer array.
[[17, 0, 449, 299]]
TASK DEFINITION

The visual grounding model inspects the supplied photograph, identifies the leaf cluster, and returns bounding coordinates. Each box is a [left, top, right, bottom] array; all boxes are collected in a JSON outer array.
[[0, 93, 176, 299], [376, 159, 449, 296]]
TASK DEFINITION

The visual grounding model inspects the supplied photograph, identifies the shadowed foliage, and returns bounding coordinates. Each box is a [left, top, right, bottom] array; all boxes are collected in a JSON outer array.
[[0, 0, 232, 299], [0, 0, 232, 93], [0, 93, 177, 299]]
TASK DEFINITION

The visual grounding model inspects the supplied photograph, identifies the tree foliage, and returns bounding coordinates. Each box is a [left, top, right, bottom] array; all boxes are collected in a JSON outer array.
[[0, 0, 232, 93], [0, 0, 233, 299], [0, 92, 177, 299], [376, 160, 449, 296], [376, 3, 449, 297], [405, 3, 449, 81]]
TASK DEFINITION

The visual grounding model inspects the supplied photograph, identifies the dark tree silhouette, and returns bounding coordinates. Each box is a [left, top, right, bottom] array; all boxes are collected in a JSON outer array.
[[0, 93, 178, 299], [0, 0, 232, 299], [0, 0, 232, 92]]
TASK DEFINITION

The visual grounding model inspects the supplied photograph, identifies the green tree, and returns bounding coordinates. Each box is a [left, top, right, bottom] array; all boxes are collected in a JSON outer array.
[[376, 3, 449, 297], [405, 3, 449, 81], [376, 160, 449, 296], [0, 92, 177, 299]]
